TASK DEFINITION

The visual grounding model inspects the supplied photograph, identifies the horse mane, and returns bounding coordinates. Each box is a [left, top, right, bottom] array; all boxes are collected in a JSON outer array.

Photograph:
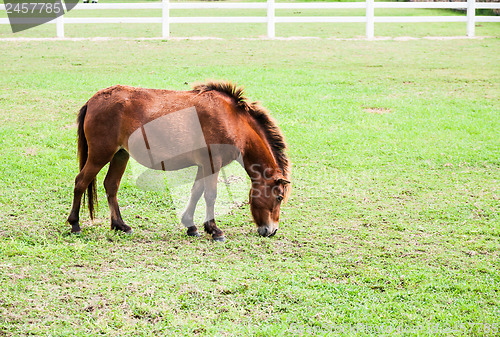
[[192, 81, 291, 182]]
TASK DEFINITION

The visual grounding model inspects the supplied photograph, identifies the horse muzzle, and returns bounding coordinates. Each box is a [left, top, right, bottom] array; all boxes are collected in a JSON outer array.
[[257, 223, 279, 237]]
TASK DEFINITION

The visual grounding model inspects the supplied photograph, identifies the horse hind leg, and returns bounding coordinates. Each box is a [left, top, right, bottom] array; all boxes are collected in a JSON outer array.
[[103, 149, 131, 233], [67, 159, 110, 234]]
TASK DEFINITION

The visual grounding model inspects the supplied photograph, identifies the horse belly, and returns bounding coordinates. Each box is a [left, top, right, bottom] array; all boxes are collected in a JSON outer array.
[[128, 106, 211, 171]]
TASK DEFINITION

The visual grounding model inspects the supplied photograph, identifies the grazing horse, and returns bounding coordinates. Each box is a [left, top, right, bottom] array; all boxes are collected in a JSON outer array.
[[67, 81, 290, 241]]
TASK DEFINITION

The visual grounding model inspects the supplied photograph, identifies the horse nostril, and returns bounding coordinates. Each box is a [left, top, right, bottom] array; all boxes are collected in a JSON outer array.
[[258, 227, 268, 236], [258, 227, 278, 237]]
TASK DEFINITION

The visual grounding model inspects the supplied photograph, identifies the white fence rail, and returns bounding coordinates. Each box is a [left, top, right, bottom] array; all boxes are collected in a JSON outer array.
[[0, 0, 499, 38]]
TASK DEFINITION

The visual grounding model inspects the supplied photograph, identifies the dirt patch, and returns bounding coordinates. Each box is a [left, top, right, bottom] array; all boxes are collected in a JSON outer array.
[[363, 107, 391, 114], [24, 147, 38, 156]]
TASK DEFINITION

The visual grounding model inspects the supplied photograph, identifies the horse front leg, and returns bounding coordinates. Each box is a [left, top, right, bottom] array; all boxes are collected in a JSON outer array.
[[202, 170, 225, 242], [181, 166, 205, 237]]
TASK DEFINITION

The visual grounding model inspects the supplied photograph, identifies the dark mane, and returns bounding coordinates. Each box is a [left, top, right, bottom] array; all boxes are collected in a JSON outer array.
[[193, 81, 290, 180]]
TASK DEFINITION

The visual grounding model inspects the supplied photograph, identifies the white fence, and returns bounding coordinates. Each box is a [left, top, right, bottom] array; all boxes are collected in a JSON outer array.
[[1, 0, 499, 38]]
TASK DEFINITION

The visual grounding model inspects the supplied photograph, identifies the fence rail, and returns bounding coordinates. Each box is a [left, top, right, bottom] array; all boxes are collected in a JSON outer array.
[[0, 0, 499, 38]]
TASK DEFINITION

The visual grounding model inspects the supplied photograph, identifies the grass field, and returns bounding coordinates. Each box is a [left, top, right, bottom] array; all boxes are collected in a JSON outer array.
[[0, 14, 500, 337]]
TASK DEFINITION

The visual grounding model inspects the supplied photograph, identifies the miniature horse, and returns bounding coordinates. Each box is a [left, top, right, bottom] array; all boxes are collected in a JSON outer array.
[[67, 81, 290, 241]]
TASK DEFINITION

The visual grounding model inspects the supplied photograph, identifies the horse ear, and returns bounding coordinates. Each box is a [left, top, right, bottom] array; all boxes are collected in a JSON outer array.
[[275, 176, 290, 185]]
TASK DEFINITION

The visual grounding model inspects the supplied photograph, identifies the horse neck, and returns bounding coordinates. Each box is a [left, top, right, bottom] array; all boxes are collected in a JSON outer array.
[[242, 132, 279, 182]]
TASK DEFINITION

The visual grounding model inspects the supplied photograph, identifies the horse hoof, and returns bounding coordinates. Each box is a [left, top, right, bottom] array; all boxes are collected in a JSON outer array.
[[71, 231, 81, 235], [125, 230, 133, 235], [186, 226, 201, 237], [213, 236, 226, 242], [187, 231, 201, 237]]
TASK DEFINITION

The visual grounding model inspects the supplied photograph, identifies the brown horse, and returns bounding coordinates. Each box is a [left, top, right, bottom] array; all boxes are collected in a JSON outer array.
[[67, 81, 290, 241]]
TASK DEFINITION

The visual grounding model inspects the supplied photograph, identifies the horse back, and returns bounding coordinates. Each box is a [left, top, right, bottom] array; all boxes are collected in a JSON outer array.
[[83, 85, 246, 169]]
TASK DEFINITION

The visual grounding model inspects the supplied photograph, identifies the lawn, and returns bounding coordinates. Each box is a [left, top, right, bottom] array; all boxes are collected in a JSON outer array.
[[0, 19, 499, 337]]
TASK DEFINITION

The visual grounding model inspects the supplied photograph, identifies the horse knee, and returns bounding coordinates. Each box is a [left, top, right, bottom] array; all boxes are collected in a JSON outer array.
[[204, 191, 217, 205]]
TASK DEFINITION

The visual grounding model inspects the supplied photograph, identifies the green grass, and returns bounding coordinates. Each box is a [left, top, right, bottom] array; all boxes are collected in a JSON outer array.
[[0, 23, 500, 337]]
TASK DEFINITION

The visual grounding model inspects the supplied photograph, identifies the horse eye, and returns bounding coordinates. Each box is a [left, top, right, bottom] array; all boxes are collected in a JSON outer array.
[[276, 195, 284, 202]]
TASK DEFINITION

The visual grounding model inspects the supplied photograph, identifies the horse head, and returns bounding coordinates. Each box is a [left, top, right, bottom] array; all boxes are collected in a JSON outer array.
[[249, 168, 290, 237]]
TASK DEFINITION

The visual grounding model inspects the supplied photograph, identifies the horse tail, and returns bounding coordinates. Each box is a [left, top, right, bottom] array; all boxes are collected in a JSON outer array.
[[77, 103, 97, 220]]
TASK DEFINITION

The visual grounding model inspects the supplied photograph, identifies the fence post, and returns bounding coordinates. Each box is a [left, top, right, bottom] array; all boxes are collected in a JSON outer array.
[[267, 0, 275, 38], [162, 0, 170, 38], [56, 14, 64, 38], [366, 0, 374, 39], [467, 0, 475, 37]]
